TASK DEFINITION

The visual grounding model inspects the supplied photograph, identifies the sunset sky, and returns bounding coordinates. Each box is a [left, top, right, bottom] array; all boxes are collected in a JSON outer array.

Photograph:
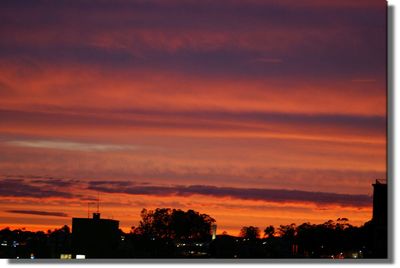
[[0, 0, 387, 235]]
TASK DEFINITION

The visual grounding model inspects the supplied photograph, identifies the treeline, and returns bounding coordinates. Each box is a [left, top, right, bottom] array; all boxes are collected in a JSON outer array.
[[223, 218, 380, 258], [0, 225, 71, 258], [120, 208, 216, 257], [132, 208, 215, 240], [0, 208, 386, 258]]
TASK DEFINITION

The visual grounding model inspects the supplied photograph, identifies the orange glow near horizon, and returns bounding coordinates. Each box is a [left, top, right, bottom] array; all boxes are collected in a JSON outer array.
[[0, 193, 373, 236]]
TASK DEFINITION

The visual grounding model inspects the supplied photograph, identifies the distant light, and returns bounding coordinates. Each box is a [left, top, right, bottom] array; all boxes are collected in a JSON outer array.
[[60, 254, 72, 259], [262, 242, 267, 245], [76, 254, 86, 259], [30, 253, 35, 259]]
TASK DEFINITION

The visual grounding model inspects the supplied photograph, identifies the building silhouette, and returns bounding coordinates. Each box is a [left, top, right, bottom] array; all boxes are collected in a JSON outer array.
[[72, 212, 119, 258], [372, 179, 387, 225], [371, 179, 387, 258]]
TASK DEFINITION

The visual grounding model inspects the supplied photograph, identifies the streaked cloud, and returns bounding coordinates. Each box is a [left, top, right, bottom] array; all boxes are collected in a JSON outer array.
[[0, 108, 386, 144], [87, 180, 372, 208], [6, 210, 68, 217], [0, 176, 374, 207], [0, 178, 77, 199], [6, 139, 137, 152]]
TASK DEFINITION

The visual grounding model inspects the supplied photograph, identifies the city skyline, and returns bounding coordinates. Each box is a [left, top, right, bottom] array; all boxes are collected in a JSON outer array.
[[0, 0, 387, 235]]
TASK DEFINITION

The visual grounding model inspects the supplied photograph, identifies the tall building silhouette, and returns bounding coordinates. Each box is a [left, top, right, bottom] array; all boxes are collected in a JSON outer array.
[[371, 179, 387, 258], [72, 213, 120, 258], [372, 179, 387, 225]]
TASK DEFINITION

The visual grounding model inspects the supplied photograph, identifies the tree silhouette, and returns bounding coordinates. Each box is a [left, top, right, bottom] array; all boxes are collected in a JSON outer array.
[[278, 223, 296, 240], [264, 225, 275, 238], [135, 208, 215, 241], [239, 226, 260, 240], [171, 209, 215, 240], [278, 223, 297, 255]]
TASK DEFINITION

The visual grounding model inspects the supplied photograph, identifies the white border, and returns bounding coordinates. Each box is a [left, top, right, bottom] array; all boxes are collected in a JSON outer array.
[[0, 0, 397, 267]]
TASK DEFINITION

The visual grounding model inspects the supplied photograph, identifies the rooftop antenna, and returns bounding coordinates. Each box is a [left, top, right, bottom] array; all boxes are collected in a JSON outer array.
[[87, 202, 90, 218]]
